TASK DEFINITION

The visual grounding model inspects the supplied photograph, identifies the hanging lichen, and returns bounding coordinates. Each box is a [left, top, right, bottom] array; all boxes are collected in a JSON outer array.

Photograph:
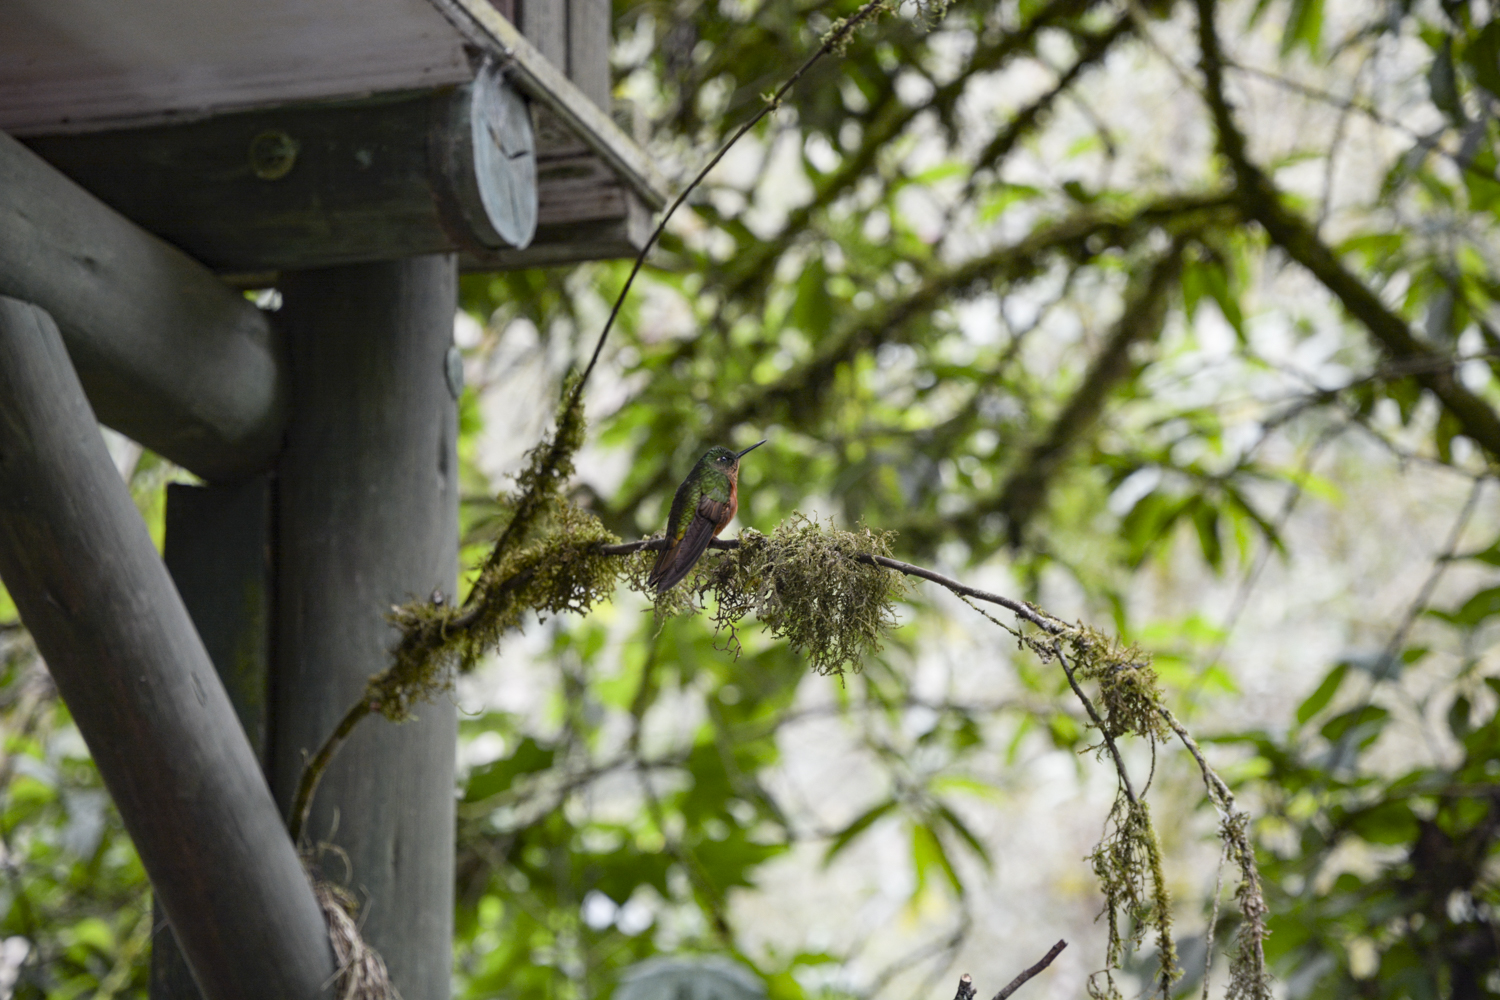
[[675, 515, 906, 676], [1087, 794, 1179, 1000]]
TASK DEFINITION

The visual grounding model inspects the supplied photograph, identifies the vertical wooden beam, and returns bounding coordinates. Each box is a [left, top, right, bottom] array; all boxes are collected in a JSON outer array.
[[0, 297, 335, 1000], [164, 479, 276, 761], [568, 0, 613, 111], [272, 258, 459, 1000], [151, 477, 276, 1000], [519, 0, 568, 70]]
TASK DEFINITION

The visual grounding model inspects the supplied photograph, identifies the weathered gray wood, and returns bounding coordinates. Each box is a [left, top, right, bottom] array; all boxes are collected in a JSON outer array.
[[152, 477, 276, 1000], [0, 0, 473, 134], [271, 258, 459, 1000], [0, 297, 335, 1000], [518, 0, 569, 73], [0, 130, 286, 482], [568, 0, 612, 111], [464, 187, 649, 269], [165, 478, 276, 763], [445, 61, 540, 251], [431, 0, 667, 208], [26, 74, 538, 273]]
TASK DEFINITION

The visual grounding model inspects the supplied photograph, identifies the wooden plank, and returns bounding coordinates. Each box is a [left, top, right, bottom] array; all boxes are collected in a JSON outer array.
[[0, 0, 472, 134], [0, 130, 286, 482], [464, 187, 650, 269], [151, 477, 276, 1000], [0, 297, 336, 1000], [518, 0, 568, 71], [568, 0, 613, 111], [25, 72, 538, 273], [24, 90, 651, 274], [271, 258, 459, 1000]]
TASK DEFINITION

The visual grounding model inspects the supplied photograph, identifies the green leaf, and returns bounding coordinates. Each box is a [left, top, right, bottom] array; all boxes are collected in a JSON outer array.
[[1463, 20, 1500, 100], [790, 257, 833, 337], [1347, 800, 1418, 846], [1321, 705, 1390, 749], [1280, 0, 1324, 56], [933, 802, 992, 869], [1191, 498, 1223, 571], [1448, 694, 1473, 739], [1429, 37, 1466, 124], [822, 798, 898, 864], [1443, 585, 1500, 627], [463, 737, 556, 803], [910, 821, 963, 899], [1296, 662, 1348, 726]]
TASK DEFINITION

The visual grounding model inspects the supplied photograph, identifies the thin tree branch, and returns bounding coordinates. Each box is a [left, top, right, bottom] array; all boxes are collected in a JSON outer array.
[[994, 240, 1187, 545], [993, 939, 1068, 1000], [597, 535, 1070, 634], [1056, 641, 1139, 806], [1194, 0, 1500, 463], [287, 696, 374, 844], [574, 0, 895, 401]]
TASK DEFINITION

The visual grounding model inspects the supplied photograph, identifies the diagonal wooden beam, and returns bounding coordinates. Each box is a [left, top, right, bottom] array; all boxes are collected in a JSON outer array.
[[0, 296, 334, 1000], [0, 131, 286, 481]]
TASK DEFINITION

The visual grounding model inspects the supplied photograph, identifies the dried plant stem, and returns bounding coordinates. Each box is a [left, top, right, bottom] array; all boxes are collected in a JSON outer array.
[[288, 697, 374, 843], [574, 0, 896, 397], [1057, 641, 1139, 806], [993, 939, 1068, 1000]]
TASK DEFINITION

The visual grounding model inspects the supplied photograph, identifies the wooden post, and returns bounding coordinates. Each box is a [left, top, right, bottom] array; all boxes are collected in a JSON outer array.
[[568, 0, 612, 111], [272, 258, 459, 1000], [0, 131, 286, 482], [151, 478, 276, 1000], [0, 297, 335, 1000]]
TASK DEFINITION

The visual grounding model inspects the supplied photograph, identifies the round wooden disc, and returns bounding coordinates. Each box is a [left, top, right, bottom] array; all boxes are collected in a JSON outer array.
[[468, 60, 538, 249]]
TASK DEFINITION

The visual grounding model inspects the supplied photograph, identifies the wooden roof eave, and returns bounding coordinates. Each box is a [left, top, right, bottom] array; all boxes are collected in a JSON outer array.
[[433, 0, 667, 212]]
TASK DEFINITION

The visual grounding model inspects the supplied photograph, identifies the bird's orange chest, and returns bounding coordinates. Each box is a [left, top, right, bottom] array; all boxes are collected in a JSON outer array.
[[717, 470, 740, 534]]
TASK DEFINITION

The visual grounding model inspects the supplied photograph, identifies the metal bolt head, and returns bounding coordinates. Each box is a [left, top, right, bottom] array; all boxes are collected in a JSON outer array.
[[248, 130, 299, 180]]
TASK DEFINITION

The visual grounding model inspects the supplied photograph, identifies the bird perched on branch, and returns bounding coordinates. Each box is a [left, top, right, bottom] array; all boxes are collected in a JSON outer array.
[[649, 440, 766, 594]]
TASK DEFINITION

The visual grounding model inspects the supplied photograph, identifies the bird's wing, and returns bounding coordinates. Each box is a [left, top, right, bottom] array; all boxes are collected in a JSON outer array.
[[650, 494, 730, 593]]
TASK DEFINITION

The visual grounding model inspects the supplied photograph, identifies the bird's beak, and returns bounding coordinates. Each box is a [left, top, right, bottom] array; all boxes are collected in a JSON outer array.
[[736, 439, 767, 459]]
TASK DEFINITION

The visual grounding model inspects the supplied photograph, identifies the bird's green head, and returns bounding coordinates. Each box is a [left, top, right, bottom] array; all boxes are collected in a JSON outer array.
[[701, 439, 765, 471]]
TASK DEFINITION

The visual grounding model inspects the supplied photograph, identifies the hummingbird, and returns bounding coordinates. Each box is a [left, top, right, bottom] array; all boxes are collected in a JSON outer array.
[[648, 440, 766, 594]]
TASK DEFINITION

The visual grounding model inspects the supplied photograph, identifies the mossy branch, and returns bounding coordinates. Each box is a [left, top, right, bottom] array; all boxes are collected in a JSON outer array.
[[292, 478, 1266, 999]]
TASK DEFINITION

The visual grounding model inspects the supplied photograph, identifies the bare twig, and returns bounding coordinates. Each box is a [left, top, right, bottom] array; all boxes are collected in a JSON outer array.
[[953, 973, 976, 1000], [993, 939, 1068, 1000], [573, 0, 895, 401], [287, 697, 375, 844], [1056, 641, 1139, 806]]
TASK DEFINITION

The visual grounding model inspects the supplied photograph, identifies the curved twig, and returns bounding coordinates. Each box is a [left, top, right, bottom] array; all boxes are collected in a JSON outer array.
[[572, 0, 895, 403]]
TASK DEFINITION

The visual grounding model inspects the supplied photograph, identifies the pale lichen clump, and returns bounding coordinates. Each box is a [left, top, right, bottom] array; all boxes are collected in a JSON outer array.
[[656, 514, 906, 676], [1065, 626, 1171, 744]]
